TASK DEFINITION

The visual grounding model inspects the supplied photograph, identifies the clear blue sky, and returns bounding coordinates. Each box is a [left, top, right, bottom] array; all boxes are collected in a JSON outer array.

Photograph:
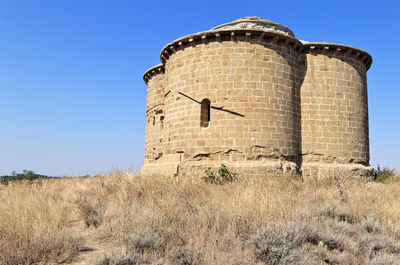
[[1, 0, 399, 176]]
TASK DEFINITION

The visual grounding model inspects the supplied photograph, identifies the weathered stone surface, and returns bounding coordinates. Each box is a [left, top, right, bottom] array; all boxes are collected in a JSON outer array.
[[211, 16, 295, 37], [142, 17, 373, 179]]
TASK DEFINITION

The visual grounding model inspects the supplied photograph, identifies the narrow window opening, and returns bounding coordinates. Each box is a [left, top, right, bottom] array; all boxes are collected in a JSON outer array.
[[152, 117, 155, 126], [200, 99, 211, 127]]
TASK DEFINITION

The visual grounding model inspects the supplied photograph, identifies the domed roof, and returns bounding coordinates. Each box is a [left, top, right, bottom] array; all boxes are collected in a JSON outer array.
[[211, 16, 295, 37]]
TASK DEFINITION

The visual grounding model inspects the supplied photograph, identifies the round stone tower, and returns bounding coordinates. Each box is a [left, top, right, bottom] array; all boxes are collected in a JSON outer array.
[[141, 17, 373, 178], [299, 43, 372, 177], [143, 17, 303, 177], [143, 64, 165, 171]]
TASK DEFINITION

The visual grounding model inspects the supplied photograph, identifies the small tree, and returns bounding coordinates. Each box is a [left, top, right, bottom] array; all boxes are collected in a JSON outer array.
[[11, 170, 18, 180], [22, 170, 36, 181]]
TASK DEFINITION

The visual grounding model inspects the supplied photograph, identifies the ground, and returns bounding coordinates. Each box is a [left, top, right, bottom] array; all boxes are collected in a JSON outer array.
[[0, 171, 400, 264]]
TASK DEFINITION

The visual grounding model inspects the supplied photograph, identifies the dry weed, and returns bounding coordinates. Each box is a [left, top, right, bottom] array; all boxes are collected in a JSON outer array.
[[1, 172, 400, 264], [0, 180, 85, 264]]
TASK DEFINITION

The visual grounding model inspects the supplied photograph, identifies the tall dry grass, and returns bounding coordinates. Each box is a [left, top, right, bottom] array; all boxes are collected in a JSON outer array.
[[0, 179, 85, 264], [1, 172, 400, 264]]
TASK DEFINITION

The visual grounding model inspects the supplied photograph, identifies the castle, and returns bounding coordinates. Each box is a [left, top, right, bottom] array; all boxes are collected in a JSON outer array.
[[142, 17, 373, 178]]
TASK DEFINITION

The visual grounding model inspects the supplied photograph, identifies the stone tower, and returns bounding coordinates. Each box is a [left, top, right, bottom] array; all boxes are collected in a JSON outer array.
[[142, 17, 372, 178]]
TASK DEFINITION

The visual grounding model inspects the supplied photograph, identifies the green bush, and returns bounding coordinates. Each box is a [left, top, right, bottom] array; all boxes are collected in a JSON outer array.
[[375, 166, 398, 183], [202, 164, 237, 185]]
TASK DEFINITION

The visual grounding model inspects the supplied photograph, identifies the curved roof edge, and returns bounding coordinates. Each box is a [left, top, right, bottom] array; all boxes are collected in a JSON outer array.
[[212, 16, 295, 37], [143, 64, 165, 85], [159, 28, 302, 65], [302, 42, 372, 70]]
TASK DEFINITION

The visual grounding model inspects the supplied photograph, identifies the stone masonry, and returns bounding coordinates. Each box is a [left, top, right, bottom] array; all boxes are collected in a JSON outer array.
[[142, 17, 373, 178]]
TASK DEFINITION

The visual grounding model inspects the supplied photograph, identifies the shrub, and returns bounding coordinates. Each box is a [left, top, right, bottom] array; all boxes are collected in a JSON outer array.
[[95, 255, 112, 265], [370, 236, 400, 256], [394, 228, 400, 241], [249, 223, 320, 264], [250, 226, 292, 264], [328, 219, 358, 237], [282, 248, 320, 265], [249, 222, 350, 264], [319, 203, 355, 224], [167, 247, 195, 265], [95, 254, 135, 265], [358, 233, 400, 261], [202, 164, 237, 185], [318, 231, 347, 251], [123, 226, 161, 254], [78, 200, 103, 228], [202, 168, 219, 184], [368, 252, 400, 265], [285, 222, 321, 246], [375, 166, 398, 183], [362, 215, 382, 234]]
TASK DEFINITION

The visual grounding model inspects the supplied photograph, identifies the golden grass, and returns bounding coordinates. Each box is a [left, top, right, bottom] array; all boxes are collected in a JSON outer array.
[[1, 172, 400, 264], [0, 179, 84, 264]]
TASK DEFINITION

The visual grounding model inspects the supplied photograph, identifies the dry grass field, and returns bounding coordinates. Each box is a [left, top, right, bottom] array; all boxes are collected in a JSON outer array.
[[1, 171, 400, 265]]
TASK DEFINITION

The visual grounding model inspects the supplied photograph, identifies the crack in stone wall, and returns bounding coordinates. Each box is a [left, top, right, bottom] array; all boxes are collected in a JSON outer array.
[[302, 153, 369, 166]]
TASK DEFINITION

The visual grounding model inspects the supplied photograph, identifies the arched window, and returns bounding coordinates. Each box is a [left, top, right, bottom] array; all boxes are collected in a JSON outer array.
[[200, 99, 210, 127]]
